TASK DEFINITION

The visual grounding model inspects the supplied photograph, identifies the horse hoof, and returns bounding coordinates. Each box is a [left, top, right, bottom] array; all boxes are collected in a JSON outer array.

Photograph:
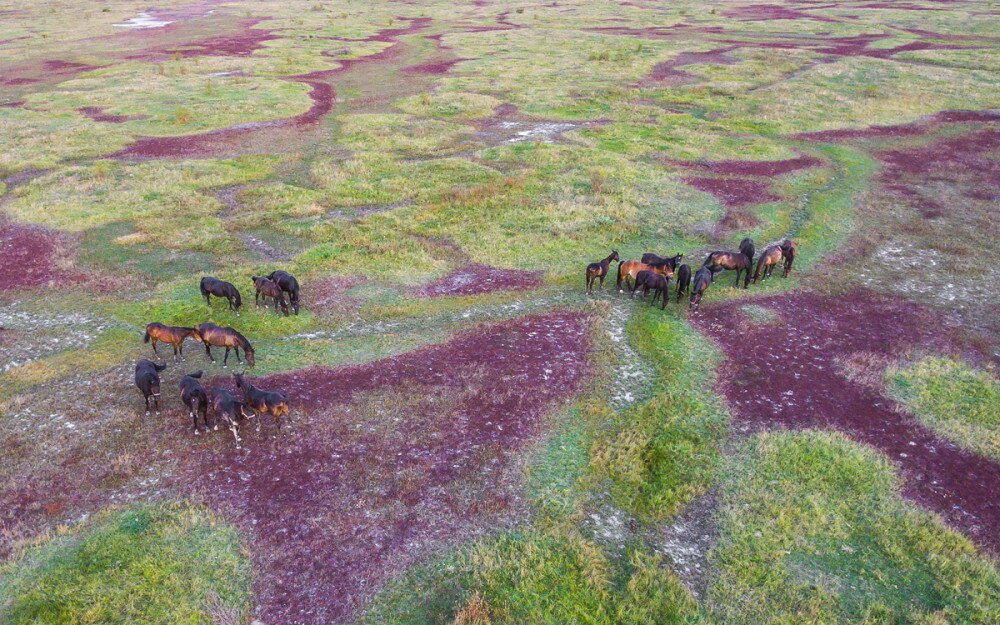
[[145, 411, 150, 416], [213, 425, 219, 431], [194, 430, 200, 436]]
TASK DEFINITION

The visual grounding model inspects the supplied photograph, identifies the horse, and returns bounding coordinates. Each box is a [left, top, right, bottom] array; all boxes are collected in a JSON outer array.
[[781, 239, 796, 277], [234, 373, 290, 432], [179, 370, 210, 434], [200, 277, 242, 315], [251, 276, 289, 316], [640, 252, 684, 272], [143, 323, 201, 362], [739, 237, 755, 266], [674, 263, 691, 302], [209, 387, 255, 449], [196, 322, 255, 367], [266, 270, 301, 314], [752, 245, 784, 283], [617, 259, 672, 293], [134, 359, 166, 416], [631, 271, 670, 309], [585, 250, 619, 294], [702, 251, 752, 289], [689, 266, 714, 310]]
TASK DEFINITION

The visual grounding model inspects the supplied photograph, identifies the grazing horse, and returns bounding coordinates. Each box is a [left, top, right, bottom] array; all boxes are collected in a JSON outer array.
[[632, 271, 670, 309], [586, 250, 619, 294], [200, 277, 242, 315], [196, 322, 255, 367], [134, 359, 166, 415], [781, 239, 796, 277], [209, 387, 255, 449], [234, 373, 290, 432], [143, 323, 201, 362], [739, 237, 755, 266], [753, 245, 784, 283], [179, 370, 210, 434], [640, 252, 684, 272], [251, 276, 289, 316], [675, 263, 691, 302], [617, 259, 672, 293], [690, 266, 714, 310], [266, 270, 301, 314], [703, 251, 752, 289]]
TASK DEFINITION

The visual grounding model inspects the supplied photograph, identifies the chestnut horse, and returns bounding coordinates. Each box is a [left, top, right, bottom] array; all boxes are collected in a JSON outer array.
[[703, 251, 752, 289], [134, 359, 166, 416], [617, 259, 672, 293], [196, 322, 255, 367], [752, 244, 784, 283], [210, 387, 255, 449], [689, 266, 714, 309], [143, 322, 201, 362], [252, 276, 289, 316], [179, 370, 210, 434], [586, 250, 619, 294], [674, 263, 691, 302], [200, 277, 242, 315], [234, 373, 290, 432], [781, 239, 796, 277], [266, 270, 301, 314]]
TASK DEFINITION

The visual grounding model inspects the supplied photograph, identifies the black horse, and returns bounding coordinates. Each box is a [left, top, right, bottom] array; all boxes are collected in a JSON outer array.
[[134, 359, 167, 416], [180, 370, 210, 434], [266, 270, 301, 314], [640, 252, 683, 272], [200, 277, 242, 315], [674, 263, 691, 302], [739, 237, 755, 266], [690, 266, 714, 310]]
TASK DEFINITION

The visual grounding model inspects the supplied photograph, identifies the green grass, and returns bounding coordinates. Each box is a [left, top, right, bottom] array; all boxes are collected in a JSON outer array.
[[0, 503, 252, 625], [709, 430, 1000, 625], [887, 357, 1000, 462]]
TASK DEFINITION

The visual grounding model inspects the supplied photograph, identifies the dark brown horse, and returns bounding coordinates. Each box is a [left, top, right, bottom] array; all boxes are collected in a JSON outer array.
[[617, 259, 672, 293], [196, 322, 255, 367], [585, 250, 619, 294], [674, 263, 691, 302], [200, 277, 242, 315], [689, 266, 714, 310], [134, 359, 166, 416], [143, 323, 201, 362], [266, 270, 301, 314], [752, 244, 784, 283], [234, 373, 290, 432], [179, 370, 210, 433], [739, 237, 755, 266], [209, 387, 255, 449], [640, 252, 683, 272], [703, 250, 752, 288], [781, 239, 796, 277], [252, 276, 289, 316], [631, 270, 670, 309]]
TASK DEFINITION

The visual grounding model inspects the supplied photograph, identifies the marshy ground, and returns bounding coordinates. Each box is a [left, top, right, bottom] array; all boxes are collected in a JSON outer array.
[[1, 1, 998, 624]]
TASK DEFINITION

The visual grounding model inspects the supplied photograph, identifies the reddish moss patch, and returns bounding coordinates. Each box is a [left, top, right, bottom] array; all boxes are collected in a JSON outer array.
[[640, 46, 737, 86], [416, 264, 543, 297], [125, 18, 279, 61], [0, 222, 82, 291], [670, 155, 821, 177], [0, 59, 98, 87], [77, 107, 133, 123], [401, 57, 470, 75], [795, 109, 1000, 142], [685, 176, 779, 208], [692, 292, 1000, 555], [724, 4, 840, 23]]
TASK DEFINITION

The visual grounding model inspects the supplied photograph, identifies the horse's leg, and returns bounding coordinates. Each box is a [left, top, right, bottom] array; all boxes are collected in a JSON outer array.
[[191, 402, 198, 434], [172, 343, 179, 363], [144, 393, 150, 416], [205, 292, 212, 307], [223, 347, 230, 367], [235, 347, 242, 364], [151, 338, 159, 356], [230, 424, 242, 449], [154, 393, 160, 415], [599, 274, 605, 290], [205, 343, 215, 362]]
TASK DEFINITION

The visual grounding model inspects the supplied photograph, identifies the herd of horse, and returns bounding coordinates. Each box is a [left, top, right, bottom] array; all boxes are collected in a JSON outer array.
[[586, 237, 796, 309], [135, 271, 298, 448]]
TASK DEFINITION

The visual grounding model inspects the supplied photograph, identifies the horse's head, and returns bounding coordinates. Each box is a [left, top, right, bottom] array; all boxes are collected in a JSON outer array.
[[611, 250, 619, 262], [189, 328, 203, 342], [244, 348, 255, 368], [233, 372, 246, 391]]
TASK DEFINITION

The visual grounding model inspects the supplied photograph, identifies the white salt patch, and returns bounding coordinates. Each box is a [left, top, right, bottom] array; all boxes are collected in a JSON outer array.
[[114, 13, 173, 30]]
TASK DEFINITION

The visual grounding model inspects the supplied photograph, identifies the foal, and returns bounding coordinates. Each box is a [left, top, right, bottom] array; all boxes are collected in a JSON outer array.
[[252, 276, 289, 316], [266, 270, 301, 314], [134, 359, 166, 416], [753, 245, 784, 283], [196, 322, 255, 367], [200, 277, 242, 315], [179, 370, 210, 434], [144, 323, 201, 362], [585, 250, 619, 293], [702, 251, 752, 289], [209, 387, 255, 449], [234, 373, 290, 432], [689, 266, 714, 310], [674, 263, 691, 302]]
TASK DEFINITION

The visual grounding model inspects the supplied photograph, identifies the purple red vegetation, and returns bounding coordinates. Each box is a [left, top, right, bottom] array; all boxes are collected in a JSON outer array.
[[685, 176, 779, 208], [0, 222, 81, 291], [640, 46, 738, 86], [416, 264, 543, 297], [670, 155, 821, 177], [692, 292, 1000, 556], [401, 57, 470, 75]]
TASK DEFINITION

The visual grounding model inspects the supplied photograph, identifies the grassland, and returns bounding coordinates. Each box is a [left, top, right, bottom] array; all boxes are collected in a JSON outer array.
[[1, 0, 998, 623]]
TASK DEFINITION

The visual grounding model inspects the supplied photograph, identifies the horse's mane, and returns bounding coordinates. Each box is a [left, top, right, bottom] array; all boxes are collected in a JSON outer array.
[[232, 329, 252, 351]]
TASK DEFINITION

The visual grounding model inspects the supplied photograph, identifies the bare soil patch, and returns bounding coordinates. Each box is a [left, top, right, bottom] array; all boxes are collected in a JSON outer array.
[[692, 291, 1000, 556]]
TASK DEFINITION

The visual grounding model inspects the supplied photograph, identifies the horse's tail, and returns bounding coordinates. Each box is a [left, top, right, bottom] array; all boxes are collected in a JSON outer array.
[[753, 256, 764, 283], [199, 278, 209, 297], [615, 261, 623, 290], [143, 329, 151, 343]]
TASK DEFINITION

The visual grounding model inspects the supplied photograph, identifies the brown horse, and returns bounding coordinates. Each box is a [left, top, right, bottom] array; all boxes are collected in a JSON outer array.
[[196, 322, 255, 367], [585, 250, 619, 294], [234, 373, 290, 432], [640, 252, 684, 271], [143, 323, 201, 362], [752, 245, 784, 283], [134, 359, 166, 416], [252, 276, 289, 316], [617, 259, 672, 293], [200, 277, 242, 315], [179, 370, 210, 434], [781, 239, 796, 277], [631, 270, 670, 309], [674, 263, 691, 302], [689, 266, 714, 310], [209, 387, 255, 449], [739, 237, 755, 266], [266, 270, 301, 315], [703, 251, 752, 289]]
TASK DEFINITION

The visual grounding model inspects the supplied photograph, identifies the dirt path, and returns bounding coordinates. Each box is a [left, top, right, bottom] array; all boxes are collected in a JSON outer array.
[[692, 291, 1000, 556]]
